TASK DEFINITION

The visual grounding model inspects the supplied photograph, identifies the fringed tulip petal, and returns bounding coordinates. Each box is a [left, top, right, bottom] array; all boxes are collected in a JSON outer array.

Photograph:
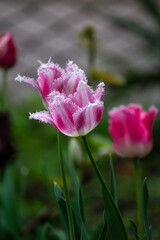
[[49, 95, 79, 136], [29, 111, 57, 128], [64, 61, 87, 95], [71, 80, 95, 108], [15, 75, 40, 91], [93, 82, 105, 101], [37, 59, 64, 99], [73, 101, 104, 136]]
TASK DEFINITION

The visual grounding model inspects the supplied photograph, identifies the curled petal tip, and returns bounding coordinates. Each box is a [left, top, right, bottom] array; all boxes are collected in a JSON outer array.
[[29, 112, 36, 120], [149, 105, 158, 114], [38, 57, 53, 69], [15, 74, 23, 82]]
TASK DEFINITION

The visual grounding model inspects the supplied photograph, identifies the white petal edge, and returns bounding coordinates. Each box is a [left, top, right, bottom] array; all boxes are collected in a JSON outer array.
[[29, 111, 57, 128]]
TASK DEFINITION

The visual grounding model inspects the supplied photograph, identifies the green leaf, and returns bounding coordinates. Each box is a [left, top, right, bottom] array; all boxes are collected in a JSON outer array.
[[40, 222, 60, 240], [0, 167, 20, 238], [102, 187, 128, 240], [54, 183, 81, 239], [98, 212, 108, 240], [79, 184, 86, 226], [130, 220, 139, 240], [0, 213, 7, 240], [143, 178, 151, 240], [64, 154, 87, 238], [80, 223, 87, 240], [41, 164, 56, 202], [54, 183, 69, 235], [82, 136, 128, 240], [64, 154, 86, 224], [109, 155, 118, 206]]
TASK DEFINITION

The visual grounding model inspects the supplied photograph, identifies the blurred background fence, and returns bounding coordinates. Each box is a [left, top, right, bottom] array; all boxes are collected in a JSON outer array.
[[0, 0, 160, 102]]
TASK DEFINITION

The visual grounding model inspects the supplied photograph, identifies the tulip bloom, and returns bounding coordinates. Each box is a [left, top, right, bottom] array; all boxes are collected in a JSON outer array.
[[0, 32, 17, 68], [16, 59, 104, 136], [109, 104, 158, 158]]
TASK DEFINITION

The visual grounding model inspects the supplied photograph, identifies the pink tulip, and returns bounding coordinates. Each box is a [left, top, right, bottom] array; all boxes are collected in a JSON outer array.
[[0, 32, 17, 68], [109, 104, 158, 158], [16, 59, 104, 137]]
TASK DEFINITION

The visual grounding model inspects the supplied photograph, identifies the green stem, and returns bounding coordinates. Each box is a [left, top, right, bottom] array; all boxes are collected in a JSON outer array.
[[133, 158, 144, 239], [82, 135, 128, 239], [57, 131, 75, 240], [1, 68, 8, 111]]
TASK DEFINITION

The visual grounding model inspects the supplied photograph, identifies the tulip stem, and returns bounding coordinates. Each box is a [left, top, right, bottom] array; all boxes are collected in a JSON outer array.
[[133, 158, 144, 239], [82, 135, 128, 239], [57, 131, 75, 240], [82, 136, 106, 189], [1, 68, 8, 111]]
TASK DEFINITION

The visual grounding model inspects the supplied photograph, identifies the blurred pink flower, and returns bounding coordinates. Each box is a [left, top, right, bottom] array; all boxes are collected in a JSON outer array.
[[0, 32, 17, 68], [108, 104, 158, 158], [16, 59, 104, 137]]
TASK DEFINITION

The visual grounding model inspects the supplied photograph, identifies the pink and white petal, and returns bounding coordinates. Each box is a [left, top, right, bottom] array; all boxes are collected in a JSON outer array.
[[66, 61, 87, 82], [37, 60, 64, 98], [38, 59, 64, 80], [15, 74, 48, 108], [108, 108, 127, 145], [141, 106, 158, 141], [29, 111, 57, 128], [72, 80, 95, 108], [73, 101, 104, 136], [124, 105, 144, 143], [93, 82, 105, 101], [64, 73, 82, 95], [52, 77, 66, 93], [49, 95, 79, 136], [15, 75, 41, 91], [109, 104, 144, 144], [63, 61, 88, 95], [109, 105, 126, 117]]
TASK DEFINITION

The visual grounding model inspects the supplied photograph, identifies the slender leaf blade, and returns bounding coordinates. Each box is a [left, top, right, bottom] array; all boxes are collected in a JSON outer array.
[[98, 212, 108, 240], [143, 178, 151, 240], [130, 220, 139, 240], [1, 167, 20, 238], [40, 222, 60, 240], [65, 154, 86, 226], [80, 223, 87, 240], [54, 183, 81, 240], [54, 183, 69, 235], [109, 155, 118, 206], [102, 187, 128, 240]]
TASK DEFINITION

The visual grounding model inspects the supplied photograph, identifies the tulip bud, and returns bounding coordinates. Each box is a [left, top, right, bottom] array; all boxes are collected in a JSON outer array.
[[0, 32, 17, 69], [108, 104, 158, 158]]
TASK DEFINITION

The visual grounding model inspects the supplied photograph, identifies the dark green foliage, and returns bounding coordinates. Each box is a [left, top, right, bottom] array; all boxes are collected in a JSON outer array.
[[143, 178, 152, 240], [0, 167, 20, 239], [109, 156, 118, 207], [98, 212, 108, 240], [130, 220, 139, 240]]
